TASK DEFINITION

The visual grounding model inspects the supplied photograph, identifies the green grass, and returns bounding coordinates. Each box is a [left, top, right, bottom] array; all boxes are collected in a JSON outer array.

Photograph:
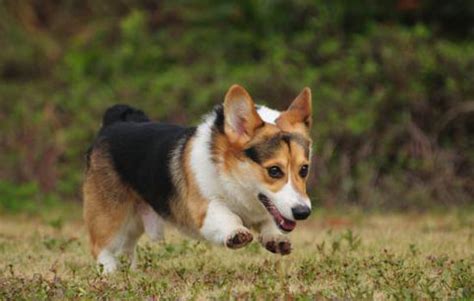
[[0, 206, 473, 300]]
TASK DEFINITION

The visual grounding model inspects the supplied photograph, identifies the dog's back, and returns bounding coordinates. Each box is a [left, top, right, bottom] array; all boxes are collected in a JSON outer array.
[[95, 108, 195, 216]]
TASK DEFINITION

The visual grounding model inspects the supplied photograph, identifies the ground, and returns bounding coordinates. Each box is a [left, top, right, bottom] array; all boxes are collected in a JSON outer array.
[[0, 205, 473, 300]]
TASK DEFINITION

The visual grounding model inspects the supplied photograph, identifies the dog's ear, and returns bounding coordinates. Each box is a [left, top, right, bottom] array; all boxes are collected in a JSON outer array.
[[276, 87, 312, 134], [224, 84, 263, 146]]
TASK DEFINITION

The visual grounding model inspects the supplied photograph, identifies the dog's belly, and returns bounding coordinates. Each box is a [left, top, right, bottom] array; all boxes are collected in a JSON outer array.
[[137, 201, 165, 241]]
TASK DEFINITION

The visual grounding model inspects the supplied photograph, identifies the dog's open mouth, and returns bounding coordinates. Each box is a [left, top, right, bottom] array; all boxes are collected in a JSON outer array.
[[258, 193, 296, 232]]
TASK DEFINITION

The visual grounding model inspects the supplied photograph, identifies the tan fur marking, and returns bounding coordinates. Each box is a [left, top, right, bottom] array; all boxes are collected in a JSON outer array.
[[169, 136, 209, 233], [256, 140, 290, 193], [288, 140, 310, 196]]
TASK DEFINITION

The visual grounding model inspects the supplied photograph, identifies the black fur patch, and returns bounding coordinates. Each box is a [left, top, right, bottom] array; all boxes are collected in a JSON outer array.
[[209, 105, 225, 164], [244, 133, 311, 164], [94, 119, 196, 218], [286, 133, 311, 158], [213, 104, 225, 134], [244, 147, 261, 164]]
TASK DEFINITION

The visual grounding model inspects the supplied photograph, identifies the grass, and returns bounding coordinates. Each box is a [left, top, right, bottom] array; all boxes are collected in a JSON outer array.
[[0, 205, 473, 300]]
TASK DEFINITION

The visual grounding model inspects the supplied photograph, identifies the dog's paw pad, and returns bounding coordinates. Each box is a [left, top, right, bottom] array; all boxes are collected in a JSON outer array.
[[226, 229, 253, 249], [265, 238, 292, 255]]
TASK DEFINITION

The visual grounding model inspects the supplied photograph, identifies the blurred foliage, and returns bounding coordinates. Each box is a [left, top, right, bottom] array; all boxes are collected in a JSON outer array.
[[0, 0, 473, 211]]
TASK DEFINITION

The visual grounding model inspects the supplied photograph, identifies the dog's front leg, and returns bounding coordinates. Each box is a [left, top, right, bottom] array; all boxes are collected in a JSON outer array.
[[200, 200, 253, 249], [258, 219, 292, 255]]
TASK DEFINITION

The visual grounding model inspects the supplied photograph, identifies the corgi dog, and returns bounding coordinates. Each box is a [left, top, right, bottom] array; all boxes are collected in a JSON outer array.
[[83, 85, 313, 273]]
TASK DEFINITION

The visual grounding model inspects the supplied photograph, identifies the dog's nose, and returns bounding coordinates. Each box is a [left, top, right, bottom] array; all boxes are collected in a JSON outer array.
[[291, 205, 311, 220]]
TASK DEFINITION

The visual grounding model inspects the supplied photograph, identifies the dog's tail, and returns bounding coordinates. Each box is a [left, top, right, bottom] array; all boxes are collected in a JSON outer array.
[[102, 104, 150, 128], [85, 105, 149, 169]]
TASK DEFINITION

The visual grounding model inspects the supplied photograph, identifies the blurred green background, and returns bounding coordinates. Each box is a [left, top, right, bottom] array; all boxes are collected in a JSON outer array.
[[0, 0, 473, 213]]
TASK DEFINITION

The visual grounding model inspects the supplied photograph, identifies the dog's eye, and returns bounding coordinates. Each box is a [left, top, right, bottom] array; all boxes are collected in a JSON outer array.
[[267, 166, 284, 179], [299, 164, 309, 178]]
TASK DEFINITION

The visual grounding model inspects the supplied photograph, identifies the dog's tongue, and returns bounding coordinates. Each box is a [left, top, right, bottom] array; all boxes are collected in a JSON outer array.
[[269, 206, 296, 232], [278, 216, 296, 232]]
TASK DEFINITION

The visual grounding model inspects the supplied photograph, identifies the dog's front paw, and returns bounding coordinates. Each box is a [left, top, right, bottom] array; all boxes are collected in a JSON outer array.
[[226, 228, 253, 249], [261, 236, 292, 255]]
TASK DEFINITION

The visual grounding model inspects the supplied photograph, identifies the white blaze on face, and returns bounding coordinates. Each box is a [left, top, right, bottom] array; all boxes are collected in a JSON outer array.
[[265, 172, 311, 221]]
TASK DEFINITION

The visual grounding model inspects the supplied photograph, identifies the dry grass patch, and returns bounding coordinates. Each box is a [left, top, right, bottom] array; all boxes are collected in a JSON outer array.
[[0, 207, 473, 299]]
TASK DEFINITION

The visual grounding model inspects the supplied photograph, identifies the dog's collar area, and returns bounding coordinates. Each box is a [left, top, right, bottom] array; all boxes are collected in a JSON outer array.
[[257, 193, 296, 232]]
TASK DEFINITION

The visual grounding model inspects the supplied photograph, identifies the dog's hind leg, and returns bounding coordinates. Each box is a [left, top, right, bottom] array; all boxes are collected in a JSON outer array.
[[83, 148, 144, 273], [83, 181, 144, 273]]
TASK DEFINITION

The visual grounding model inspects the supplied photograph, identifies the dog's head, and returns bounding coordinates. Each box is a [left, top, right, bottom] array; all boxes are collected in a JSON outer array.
[[216, 84, 312, 232]]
